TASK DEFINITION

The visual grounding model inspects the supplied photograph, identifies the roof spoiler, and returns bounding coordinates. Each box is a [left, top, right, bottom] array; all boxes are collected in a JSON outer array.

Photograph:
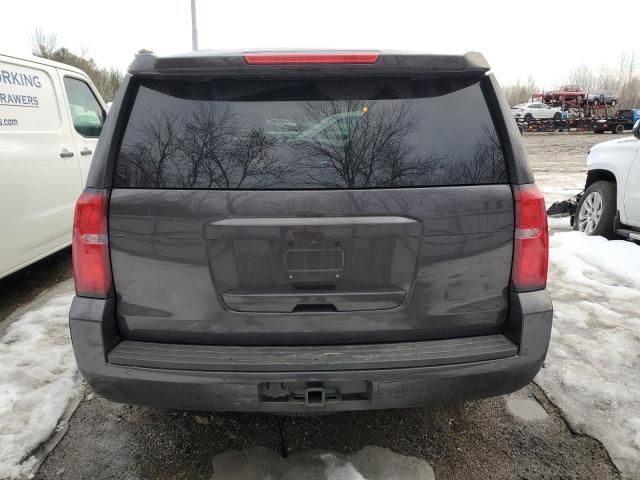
[[128, 50, 490, 78]]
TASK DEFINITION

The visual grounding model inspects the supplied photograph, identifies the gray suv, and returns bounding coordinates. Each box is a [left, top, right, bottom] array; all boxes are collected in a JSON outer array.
[[70, 50, 552, 413]]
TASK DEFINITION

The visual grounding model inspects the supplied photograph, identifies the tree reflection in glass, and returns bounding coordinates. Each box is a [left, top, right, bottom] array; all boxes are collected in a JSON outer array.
[[117, 96, 506, 189]]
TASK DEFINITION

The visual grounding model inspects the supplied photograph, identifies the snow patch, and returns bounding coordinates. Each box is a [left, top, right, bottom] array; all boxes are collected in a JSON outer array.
[[536, 231, 640, 478], [209, 446, 435, 480], [0, 288, 79, 480], [547, 215, 572, 232], [506, 396, 550, 423]]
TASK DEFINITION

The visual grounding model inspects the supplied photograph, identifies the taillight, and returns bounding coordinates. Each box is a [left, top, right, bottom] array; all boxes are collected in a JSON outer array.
[[511, 184, 548, 292], [72, 189, 113, 298], [243, 52, 380, 65]]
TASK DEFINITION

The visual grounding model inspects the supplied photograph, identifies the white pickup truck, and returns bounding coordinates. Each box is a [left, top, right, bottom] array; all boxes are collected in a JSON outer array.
[[574, 121, 640, 240]]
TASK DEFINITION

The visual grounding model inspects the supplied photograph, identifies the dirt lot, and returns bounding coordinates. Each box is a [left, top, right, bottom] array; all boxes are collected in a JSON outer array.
[[2, 132, 627, 479], [522, 131, 626, 206], [33, 385, 618, 480]]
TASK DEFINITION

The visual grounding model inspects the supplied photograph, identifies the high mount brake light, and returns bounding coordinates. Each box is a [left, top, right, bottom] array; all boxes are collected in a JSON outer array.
[[511, 184, 549, 292], [72, 189, 113, 298], [243, 53, 380, 65]]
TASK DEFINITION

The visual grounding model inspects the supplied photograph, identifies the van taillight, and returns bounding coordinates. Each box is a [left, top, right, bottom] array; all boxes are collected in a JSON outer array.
[[72, 189, 113, 298], [511, 184, 548, 292]]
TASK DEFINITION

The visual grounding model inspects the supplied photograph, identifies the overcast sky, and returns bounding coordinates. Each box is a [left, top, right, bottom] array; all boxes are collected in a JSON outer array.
[[4, 0, 638, 87]]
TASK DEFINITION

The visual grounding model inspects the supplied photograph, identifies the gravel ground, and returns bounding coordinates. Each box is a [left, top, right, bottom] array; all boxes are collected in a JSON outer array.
[[5, 132, 628, 479], [33, 384, 618, 480], [522, 131, 627, 207]]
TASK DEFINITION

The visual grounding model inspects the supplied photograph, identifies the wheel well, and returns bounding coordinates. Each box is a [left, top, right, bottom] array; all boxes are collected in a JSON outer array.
[[585, 170, 616, 189]]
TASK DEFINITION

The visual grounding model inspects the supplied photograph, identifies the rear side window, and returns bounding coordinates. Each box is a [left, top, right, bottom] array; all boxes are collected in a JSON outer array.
[[115, 77, 507, 189]]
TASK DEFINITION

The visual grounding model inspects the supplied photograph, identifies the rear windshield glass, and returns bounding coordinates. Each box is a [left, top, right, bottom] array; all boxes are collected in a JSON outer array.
[[115, 77, 507, 189]]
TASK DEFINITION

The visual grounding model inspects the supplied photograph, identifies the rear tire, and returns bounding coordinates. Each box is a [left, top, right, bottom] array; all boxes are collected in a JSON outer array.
[[574, 181, 617, 238], [615, 124, 625, 134]]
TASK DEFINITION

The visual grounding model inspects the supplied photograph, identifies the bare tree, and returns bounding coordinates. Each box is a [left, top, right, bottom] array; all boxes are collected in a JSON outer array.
[[118, 104, 282, 189], [177, 104, 282, 188], [503, 51, 640, 109], [32, 28, 58, 58], [450, 126, 508, 184], [117, 111, 182, 187], [568, 65, 597, 91], [288, 100, 443, 188], [502, 76, 538, 106], [32, 29, 126, 101]]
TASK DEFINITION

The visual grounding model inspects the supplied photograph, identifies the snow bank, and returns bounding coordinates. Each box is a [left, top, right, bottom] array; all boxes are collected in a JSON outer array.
[[536, 231, 640, 478], [0, 288, 79, 480], [209, 445, 435, 480]]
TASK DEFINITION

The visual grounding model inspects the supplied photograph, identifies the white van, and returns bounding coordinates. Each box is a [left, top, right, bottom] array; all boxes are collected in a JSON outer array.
[[0, 54, 107, 278]]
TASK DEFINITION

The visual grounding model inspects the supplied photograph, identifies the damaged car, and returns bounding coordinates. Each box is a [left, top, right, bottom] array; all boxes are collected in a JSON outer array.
[[549, 120, 640, 240]]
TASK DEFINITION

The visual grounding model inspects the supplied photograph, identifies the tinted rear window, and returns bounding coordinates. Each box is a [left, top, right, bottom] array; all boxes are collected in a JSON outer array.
[[115, 77, 507, 189]]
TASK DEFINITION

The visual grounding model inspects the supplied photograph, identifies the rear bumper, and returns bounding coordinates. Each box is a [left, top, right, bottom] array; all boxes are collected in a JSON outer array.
[[69, 291, 552, 412]]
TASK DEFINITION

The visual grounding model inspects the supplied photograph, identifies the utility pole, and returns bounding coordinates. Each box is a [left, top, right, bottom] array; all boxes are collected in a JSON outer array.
[[191, 0, 198, 51]]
